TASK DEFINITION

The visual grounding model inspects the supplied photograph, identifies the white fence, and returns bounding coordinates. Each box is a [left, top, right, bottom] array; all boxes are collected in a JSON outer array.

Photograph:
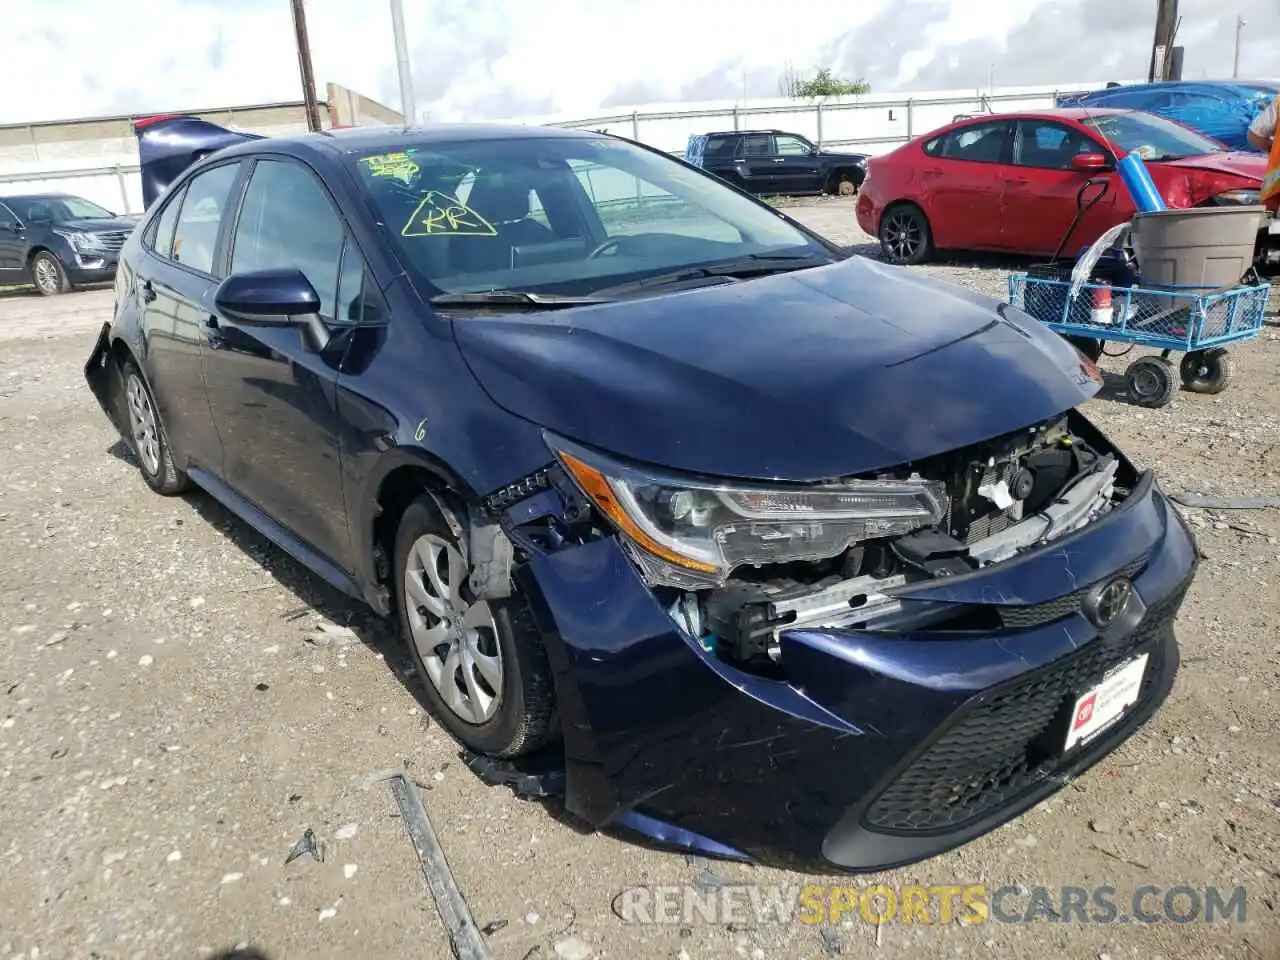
[[0, 81, 1112, 216]]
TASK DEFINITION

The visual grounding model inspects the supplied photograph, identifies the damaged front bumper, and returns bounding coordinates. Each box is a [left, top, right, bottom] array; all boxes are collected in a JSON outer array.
[[519, 470, 1197, 872]]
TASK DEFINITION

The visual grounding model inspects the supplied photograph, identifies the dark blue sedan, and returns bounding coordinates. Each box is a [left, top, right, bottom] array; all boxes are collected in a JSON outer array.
[[84, 115, 1199, 872]]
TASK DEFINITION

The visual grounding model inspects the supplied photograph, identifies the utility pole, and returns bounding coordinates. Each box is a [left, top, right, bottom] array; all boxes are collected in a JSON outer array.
[[390, 0, 416, 127], [1148, 0, 1179, 83], [1233, 16, 1246, 79], [290, 0, 322, 132]]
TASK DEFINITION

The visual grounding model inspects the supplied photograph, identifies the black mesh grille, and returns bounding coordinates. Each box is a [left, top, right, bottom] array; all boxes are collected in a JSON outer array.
[[96, 231, 129, 252], [996, 552, 1149, 630], [862, 573, 1189, 834]]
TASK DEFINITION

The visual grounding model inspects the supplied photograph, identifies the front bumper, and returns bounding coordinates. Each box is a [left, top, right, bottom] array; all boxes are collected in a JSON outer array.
[[522, 470, 1198, 872], [64, 249, 119, 283]]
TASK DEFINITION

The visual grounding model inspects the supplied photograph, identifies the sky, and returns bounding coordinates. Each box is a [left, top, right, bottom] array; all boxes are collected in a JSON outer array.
[[3, 0, 1278, 126]]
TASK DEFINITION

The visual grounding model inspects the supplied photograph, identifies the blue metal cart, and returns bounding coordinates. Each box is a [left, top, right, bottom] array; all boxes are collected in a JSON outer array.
[[1008, 272, 1272, 408]]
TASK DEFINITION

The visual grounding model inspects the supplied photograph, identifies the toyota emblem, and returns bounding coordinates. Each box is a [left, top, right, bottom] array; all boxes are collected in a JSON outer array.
[[1083, 577, 1133, 629]]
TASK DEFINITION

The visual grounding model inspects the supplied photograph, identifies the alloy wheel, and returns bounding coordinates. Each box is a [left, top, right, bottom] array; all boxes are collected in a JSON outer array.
[[33, 257, 60, 294], [883, 211, 922, 262], [125, 374, 162, 476], [404, 533, 503, 724]]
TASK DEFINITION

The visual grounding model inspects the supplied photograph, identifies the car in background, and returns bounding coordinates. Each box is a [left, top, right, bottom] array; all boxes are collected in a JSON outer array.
[[0, 192, 139, 295], [857, 108, 1272, 266], [685, 129, 868, 196], [1058, 81, 1279, 152], [81, 114, 1197, 873]]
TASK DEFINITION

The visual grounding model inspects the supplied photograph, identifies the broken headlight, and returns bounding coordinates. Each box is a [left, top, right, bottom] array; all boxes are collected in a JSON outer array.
[[548, 435, 947, 587]]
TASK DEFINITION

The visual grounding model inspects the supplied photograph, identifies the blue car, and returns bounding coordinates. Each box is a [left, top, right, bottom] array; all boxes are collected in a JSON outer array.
[[84, 115, 1199, 872], [1059, 81, 1279, 152]]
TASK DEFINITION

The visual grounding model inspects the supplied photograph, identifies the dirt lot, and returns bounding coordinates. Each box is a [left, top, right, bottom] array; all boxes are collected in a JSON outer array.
[[1, 198, 1278, 960]]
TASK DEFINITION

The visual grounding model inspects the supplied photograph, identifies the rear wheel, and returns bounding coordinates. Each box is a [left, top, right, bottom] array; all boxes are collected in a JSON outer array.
[[120, 360, 191, 495], [1179, 348, 1231, 394], [31, 251, 70, 296], [878, 203, 932, 265], [394, 495, 556, 757]]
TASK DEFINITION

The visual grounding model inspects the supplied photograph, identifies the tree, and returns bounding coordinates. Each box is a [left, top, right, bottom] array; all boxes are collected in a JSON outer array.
[[779, 65, 871, 100]]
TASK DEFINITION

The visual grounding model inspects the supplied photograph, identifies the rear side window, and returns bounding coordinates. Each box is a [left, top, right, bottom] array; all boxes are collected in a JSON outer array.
[[230, 159, 346, 320], [937, 122, 1011, 163], [742, 134, 773, 156], [171, 163, 241, 274], [149, 186, 185, 259], [704, 136, 736, 159]]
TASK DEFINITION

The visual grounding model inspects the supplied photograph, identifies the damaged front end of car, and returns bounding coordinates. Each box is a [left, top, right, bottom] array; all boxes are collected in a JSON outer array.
[[477, 406, 1198, 872]]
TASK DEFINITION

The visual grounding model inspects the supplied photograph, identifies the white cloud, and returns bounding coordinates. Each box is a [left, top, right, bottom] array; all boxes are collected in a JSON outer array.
[[4, 0, 1278, 125]]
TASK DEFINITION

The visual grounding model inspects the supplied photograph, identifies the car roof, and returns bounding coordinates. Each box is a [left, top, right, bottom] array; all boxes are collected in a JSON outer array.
[[223, 122, 609, 160], [0, 192, 77, 201]]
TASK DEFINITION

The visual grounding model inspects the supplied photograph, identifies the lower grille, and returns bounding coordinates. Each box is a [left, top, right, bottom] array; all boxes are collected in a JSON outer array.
[[862, 575, 1189, 834]]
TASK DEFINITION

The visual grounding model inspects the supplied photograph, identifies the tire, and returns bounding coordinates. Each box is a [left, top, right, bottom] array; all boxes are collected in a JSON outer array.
[[394, 495, 556, 757], [1179, 348, 1232, 394], [119, 360, 191, 495], [1066, 335, 1103, 363], [30, 251, 70, 296], [878, 203, 933, 265], [1125, 355, 1178, 408]]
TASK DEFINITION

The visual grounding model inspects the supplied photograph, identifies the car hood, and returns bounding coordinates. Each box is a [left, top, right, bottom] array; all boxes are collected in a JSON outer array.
[[451, 257, 1101, 482], [54, 217, 139, 233], [1160, 151, 1264, 182]]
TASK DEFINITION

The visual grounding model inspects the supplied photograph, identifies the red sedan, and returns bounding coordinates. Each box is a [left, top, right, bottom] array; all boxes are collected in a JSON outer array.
[[856, 108, 1270, 265]]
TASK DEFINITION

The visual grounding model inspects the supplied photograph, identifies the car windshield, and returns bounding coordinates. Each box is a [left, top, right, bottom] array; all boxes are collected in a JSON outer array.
[[8, 195, 116, 222], [345, 135, 832, 297], [1081, 111, 1225, 160]]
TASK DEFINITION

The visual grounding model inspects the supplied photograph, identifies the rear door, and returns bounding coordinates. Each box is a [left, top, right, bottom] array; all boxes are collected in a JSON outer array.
[[735, 133, 781, 193], [135, 159, 245, 474], [198, 155, 358, 567], [1001, 119, 1119, 256], [916, 120, 1013, 250], [773, 133, 825, 194], [0, 201, 24, 277]]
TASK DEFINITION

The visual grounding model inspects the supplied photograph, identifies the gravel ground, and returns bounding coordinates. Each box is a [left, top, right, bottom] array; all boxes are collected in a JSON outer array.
[[1, 197, 1277, 960]]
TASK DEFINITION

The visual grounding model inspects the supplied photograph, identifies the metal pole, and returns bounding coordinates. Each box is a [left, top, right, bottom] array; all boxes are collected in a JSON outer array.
[[390, 0, 416, 126], [289, 0, 322, 132], [1233, 16, 1245, 79]]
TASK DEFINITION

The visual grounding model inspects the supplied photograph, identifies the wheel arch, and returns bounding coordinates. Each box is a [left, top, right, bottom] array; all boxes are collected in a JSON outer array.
[[359, 449, 480, 615]]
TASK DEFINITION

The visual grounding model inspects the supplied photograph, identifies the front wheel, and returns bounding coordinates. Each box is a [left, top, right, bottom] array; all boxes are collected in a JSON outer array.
[[878, 204, 933, 265], [394, 495, 556, 757], [31, 251, 70, 296], [1126, 355, 1178, 408]]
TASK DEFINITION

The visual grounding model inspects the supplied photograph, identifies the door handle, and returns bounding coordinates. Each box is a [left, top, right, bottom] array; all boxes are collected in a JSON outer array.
[[140, 279, 157, 304], [772, 158, 786, 163]]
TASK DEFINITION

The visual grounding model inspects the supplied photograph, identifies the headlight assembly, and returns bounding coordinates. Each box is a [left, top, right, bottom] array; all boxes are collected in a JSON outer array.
[[1212, 189, 1261, 206], [548, 435, 947, 588]]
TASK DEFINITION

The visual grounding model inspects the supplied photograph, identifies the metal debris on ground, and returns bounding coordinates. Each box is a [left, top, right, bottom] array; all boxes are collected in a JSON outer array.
[[1169, 493, 1280, 510], [284, 827, 325, 865], [464, 750, 566, 798], [479, 919, 508, 937], [307, 621, 360, 647]]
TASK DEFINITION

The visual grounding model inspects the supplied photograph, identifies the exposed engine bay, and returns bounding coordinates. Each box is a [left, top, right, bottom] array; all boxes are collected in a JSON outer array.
[[661, 412, 1129, 668]]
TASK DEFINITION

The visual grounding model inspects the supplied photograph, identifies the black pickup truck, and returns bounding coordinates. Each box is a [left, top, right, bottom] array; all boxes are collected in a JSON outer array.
[[684, 129, 868, 196]]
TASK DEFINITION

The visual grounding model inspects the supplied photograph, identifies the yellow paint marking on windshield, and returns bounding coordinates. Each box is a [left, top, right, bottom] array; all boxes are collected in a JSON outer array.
[[400, 192, 497, 237], [362, 151, 419, 183]]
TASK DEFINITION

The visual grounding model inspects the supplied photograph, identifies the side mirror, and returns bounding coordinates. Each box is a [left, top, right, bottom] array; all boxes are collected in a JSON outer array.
[[1071, 153, 1112, 172], [214, 267, 330, 350]]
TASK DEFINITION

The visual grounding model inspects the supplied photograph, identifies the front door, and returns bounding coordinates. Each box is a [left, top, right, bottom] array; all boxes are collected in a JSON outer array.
[[1000, 120, 1119, 257], [199, 156, 357, 568], [735, 133, 782, 194], [773, 134, 825, 194]]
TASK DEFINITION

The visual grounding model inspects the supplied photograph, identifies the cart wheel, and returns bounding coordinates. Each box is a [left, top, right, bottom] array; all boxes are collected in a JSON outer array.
[[1126, 356, 1178, 408], [1179, 348, 1232, 394], [1065, 335, 1103, 362]]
